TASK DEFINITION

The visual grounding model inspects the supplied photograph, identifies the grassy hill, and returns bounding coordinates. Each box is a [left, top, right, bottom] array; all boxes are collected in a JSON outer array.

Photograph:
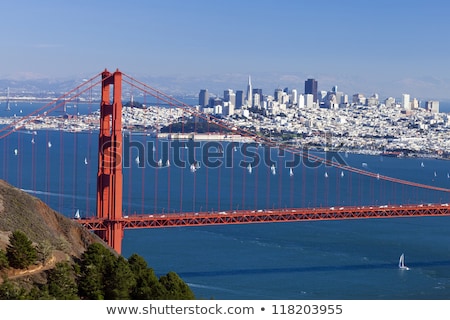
[[0, 179, 195, 300], [0, 179, 106, 258]]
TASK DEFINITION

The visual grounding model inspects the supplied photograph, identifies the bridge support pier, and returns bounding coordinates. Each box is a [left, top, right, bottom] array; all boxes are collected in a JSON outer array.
[[96, 69, 124, 254]]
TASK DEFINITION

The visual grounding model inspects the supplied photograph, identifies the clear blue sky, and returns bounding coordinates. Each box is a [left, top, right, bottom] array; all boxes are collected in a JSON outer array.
[[2, 0, 450, 99]]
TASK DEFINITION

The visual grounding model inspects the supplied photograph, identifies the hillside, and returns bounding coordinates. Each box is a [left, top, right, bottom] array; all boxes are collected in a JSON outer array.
[[0, 179, 196, 300], [0, 179, 108, 265]]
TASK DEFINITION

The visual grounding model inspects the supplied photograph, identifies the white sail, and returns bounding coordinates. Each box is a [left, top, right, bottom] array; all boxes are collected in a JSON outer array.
[[247, 163, 252, 174], [289, 168, 294, 177], [190, 163, 196, 172], [84, 157, 88, 165], [271, 164, 276, 175], [340, 171, 344, 178], [158, 158, 163, 167], [324, 172, 328, 178], [398, 253, 410, 270], [166, 159, 170, 167], [135, 156, 140, 165]]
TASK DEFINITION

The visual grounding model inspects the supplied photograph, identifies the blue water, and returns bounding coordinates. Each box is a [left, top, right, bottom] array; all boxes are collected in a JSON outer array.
[[1, 102, 450, 299]]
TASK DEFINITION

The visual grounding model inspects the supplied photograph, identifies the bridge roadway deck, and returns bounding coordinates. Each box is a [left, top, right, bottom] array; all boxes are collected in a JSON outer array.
[[77, 204, 450, 231]]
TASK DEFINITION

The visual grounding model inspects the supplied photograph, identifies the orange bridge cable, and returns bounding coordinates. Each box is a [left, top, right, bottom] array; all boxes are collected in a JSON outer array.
[[0, 74, 105, 140], [123, 74, 450, 194]]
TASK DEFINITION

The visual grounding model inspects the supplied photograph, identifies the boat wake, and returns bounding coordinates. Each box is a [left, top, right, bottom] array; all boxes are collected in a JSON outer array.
[[179, 260, 450, 278]]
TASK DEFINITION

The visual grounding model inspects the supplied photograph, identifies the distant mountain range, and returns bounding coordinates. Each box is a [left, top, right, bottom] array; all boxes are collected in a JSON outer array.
[[1, 73, 449, 102]]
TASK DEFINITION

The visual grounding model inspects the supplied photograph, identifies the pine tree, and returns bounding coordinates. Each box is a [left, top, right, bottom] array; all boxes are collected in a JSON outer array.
[[47, 262, 79, 299], [159, 271, 195, 300], [77, 243, 116, 299], [104, 256, 136, 299], [6, 230, 37, 269], [128, 253, 166, 299]]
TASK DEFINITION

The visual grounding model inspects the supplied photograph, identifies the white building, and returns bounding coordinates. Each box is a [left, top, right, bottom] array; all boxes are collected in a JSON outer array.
[[426, 100, 439, 113], [246, 75, 252, 107], [305, 94, 315, 108], [402, 94, 411, 111], [298, 94, 305, 108], [291, 89, 298, 105]]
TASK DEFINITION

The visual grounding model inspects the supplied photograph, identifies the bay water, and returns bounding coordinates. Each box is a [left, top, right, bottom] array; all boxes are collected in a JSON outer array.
[[0, 101, 450, 299]]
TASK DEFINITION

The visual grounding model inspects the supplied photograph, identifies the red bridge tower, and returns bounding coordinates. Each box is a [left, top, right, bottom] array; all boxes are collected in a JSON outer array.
[[96, 69, 124, 253]]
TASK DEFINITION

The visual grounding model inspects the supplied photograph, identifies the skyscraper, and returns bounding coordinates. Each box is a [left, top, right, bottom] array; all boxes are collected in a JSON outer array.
[[224, 89, 236, 106], [199, 89, 209, 108], [246, 75, 252, 107], [304, 78, 318, 103], [402, 93, 411, 111], [235, 90, 244, 109]]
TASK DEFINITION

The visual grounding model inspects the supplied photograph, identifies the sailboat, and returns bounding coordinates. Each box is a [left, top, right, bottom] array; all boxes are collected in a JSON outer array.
[[398, 253, 410, 270], [74, 209, 81, 219], [135, 156, 140, 165], [324, 172, 328, 178], [340, 171, 344, 178], [271, 164, 276, 175], [195, 161, 201, 170], [190, 163, 196, 172], [14, 148, 18, 156], [84, 157, 88, 165], [157, 158, 163, 167], [289, 168, 294, 177], [48, 141, 52, 148], [421, 161, 424, 168], [247, 163, 252, 174], [166, 159, 170, 167]]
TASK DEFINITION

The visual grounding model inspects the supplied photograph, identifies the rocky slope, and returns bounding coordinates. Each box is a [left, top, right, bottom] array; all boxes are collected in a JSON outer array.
[[0, 179, 107, 260]]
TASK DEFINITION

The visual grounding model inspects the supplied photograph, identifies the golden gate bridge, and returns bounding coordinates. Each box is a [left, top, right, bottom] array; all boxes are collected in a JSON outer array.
[[0, 69, 449, 254]]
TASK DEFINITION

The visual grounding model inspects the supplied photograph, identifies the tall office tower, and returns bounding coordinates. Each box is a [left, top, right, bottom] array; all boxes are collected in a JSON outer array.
[[235, 90, 244, 109], [199, 89, 209, 108], [304, 78, 318, 102], [291, 89, 298, 105], [305, 94, 314, 108], [246, 75, 252, 107], [224, 89, 236, 106], [252, 88, 263, 103], [426, 100, 439, 113], [298, 94, 305, 108], [402, 94, 411, 111], [253, 93, 261, 108], [274, 88, 283, 102]]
